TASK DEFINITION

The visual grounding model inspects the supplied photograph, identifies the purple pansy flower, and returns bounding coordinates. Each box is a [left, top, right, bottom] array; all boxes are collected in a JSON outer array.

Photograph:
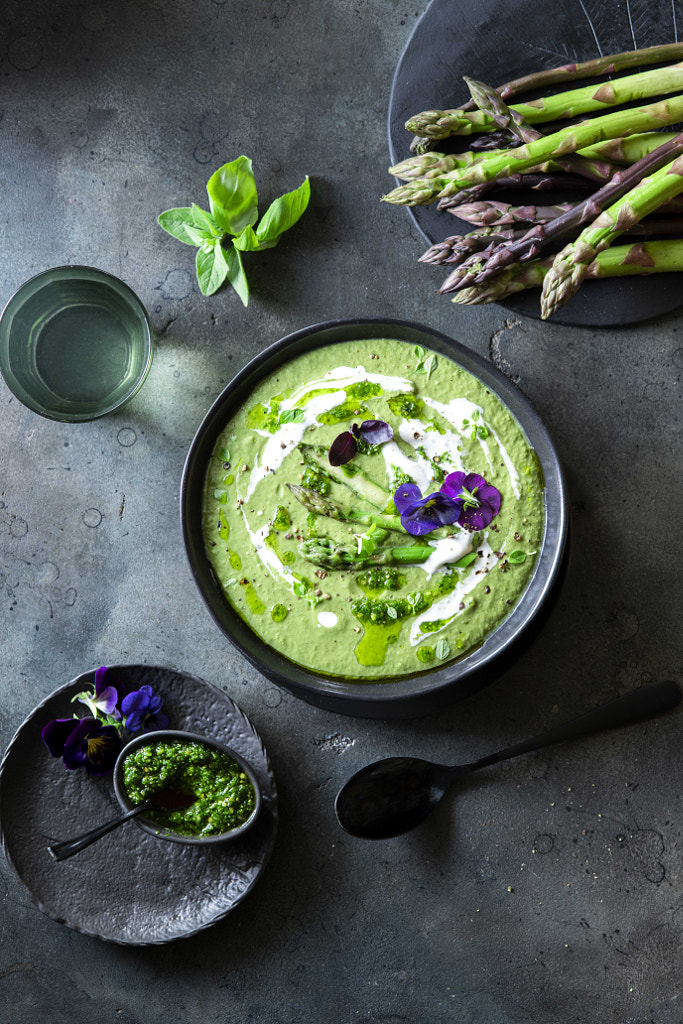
[[393, 482, 462, 537], [329, 419, 393, 466], [121, 685, 169, 733], [42, 716, 121, 775], [75, 665, 121, 720], [441, 472, 502, 530]]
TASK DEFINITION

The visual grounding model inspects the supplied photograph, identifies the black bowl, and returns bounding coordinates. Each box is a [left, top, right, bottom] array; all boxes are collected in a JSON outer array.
[[181, 318, 569, 718]]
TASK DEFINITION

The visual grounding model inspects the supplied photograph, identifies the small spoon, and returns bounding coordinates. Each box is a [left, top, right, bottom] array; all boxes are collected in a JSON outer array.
[[48, 787, 196, 861], [335, 679, 681, 840]]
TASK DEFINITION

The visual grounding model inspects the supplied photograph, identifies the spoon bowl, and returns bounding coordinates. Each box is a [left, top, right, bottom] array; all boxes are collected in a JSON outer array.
[[335, 680, 681, 839]]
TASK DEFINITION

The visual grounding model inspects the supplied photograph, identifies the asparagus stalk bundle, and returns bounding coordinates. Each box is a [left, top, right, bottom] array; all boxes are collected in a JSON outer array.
[[384, 95, 683, 207], [540, 154, 683, 317], [287, 484, 406, 534], [406, 61, 683, 139], [389, 44, 683, 316], [439, 130, 683, 294], [300, 537, 437, 572]]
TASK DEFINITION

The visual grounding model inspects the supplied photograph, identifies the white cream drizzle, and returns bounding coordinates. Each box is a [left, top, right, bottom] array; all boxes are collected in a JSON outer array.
[[244, 365, 414, 500], [240, 513, 296, 590], [409, 537, 499, 645], [423, 396, 520, 497], [417, 532, 473, 577], [317, 611, 338, 628]]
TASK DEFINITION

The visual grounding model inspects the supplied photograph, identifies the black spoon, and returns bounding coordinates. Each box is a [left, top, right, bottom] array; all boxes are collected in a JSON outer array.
[[48, 787, 196, 861], [335, 680, 681, 840]]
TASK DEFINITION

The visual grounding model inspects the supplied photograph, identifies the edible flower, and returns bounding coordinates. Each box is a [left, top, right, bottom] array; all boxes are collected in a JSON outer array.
[[393, 482, 461, 537], [73, 665, 121, 721], [42, 716, 121, 776], [328, 419, 393, 466], [440, 472, 501, 530], [41, 667, 169, 776], [121, 685, 170, 733]]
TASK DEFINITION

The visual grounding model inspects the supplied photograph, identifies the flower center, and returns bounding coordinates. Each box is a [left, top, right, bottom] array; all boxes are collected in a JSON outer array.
[[458, 486, 480, 509]]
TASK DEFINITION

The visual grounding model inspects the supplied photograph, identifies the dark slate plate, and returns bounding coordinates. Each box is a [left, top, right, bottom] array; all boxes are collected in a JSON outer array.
[[0, 665, 278, 945], [388, 0, 683, 326]]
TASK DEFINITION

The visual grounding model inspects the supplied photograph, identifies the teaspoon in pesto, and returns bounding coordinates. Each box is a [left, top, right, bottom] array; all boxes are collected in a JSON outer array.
[[48, 787, 196, 861], [335, 680, 681, 840]]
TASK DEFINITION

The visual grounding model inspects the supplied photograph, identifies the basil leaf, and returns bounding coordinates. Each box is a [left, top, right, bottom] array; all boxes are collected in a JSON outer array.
[[508, 550, 527, 564], [158, 207, 210, 246], [233, 224, 261, 252], [435, 638, 450, 660], [278, 408, 305, 425], [414, 345, 425, 360], [255, 176, 311, 250], [225, 245, 250, 306], [191, 204, 220, 234], [206, 156, 259, 235], [357, 534, 376, 559], [195, 240, 230, 296]]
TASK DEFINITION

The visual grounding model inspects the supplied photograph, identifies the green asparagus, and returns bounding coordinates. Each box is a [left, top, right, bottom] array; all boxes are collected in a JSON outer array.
[[287, 484, 406, 534], [297, 444, 389, 510], [299, 536, 438, 572]]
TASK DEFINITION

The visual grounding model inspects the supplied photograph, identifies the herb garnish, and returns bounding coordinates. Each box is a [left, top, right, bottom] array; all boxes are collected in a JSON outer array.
[[158, 155, 311, 302]]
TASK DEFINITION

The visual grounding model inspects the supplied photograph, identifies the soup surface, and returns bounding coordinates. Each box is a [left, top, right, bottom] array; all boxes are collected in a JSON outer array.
[[202, 338, 545, 680]]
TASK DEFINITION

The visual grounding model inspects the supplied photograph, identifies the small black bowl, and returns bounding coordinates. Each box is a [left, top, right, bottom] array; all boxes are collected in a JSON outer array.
[[113, 730, 262, 845], [181, 318, 569, 718]]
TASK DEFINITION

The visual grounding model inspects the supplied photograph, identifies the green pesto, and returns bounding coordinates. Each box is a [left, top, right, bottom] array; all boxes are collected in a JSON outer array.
[[122, 740, 256, 837], [202, 338, 545, 681]]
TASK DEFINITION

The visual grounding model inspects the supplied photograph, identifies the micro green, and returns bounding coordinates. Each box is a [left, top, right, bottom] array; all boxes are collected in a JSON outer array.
[[158, 156, 311, 303]]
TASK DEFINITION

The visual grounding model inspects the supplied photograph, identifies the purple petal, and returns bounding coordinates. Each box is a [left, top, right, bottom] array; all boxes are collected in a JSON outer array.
[[124, 710, 145, 732], [61, 717, 99, 769], [458, 506, 491, 530], [441, 471, 466, 501], [142, 710, 170, 733], [400, 493, 461, 535], [121, 686, 152, 715], [41, 719, 77, 758], [328, 431, 357, 466], [393, 483, 423, 513], [475, 482, 501, 517], [83, 726, 121, 775], [358, 419, 393, 446], [93, 665, 109, 696], [402, 514, 442, 537]]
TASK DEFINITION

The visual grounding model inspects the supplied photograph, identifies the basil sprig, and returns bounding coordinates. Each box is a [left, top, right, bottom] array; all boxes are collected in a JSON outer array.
[[158, 156, 311, 303]]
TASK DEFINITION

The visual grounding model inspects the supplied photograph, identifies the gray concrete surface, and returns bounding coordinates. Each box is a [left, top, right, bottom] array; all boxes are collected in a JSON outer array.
[[0, 2, 681, 1022]]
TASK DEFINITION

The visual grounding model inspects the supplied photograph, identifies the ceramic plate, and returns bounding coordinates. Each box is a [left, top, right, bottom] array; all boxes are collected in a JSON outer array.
[[0, 665, 278, 945], [388, 0, 683, 326]]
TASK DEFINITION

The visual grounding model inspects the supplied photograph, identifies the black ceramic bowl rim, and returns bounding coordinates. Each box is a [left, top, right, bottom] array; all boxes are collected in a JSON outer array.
[[181, 317, 569, 717], [113, 729, 262, 845], [0, 264, 153, 421]]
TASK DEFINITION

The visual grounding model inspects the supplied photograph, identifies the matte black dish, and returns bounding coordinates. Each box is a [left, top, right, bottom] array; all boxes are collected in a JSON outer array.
[[0, 665, 278, 945], [388, 0, 683, 327], [181, 318, 569, 718], [113, 729, 262, 845]]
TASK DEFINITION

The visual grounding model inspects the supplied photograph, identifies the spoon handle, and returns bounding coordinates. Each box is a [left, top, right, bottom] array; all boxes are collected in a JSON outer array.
[[48, 802, 153, 862], [464, 680, 681, 775]]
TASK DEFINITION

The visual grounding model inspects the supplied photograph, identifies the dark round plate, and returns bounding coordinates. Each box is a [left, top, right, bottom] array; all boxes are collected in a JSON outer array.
[[181, 318, 569, 719], [0, 665, 278, 945], [388, 0, 683, 326]]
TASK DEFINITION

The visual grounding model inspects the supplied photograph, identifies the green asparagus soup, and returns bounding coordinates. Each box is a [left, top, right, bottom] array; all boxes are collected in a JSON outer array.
[[122, 740, 256, 837], [202, 338, 545, 680]]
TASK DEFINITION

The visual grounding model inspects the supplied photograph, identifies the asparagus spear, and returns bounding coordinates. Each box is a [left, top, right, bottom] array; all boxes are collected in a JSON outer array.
[[541, 154, 683, 318], [383, 95, 683, 206], [297, 443, 389, 510], [439, 130, 683, 293], [419, 226, 521, 265], [452, 239, 683, 304], [287, 484, 406, 534], [299, 536, 438, 571], [455, 200, 576, 227], [407, 62, 683, 139], [464, 76, 617, 184]]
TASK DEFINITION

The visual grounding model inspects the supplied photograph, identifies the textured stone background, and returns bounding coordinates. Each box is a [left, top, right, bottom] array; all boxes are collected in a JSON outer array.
[[0, 2, 681, 1023]]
